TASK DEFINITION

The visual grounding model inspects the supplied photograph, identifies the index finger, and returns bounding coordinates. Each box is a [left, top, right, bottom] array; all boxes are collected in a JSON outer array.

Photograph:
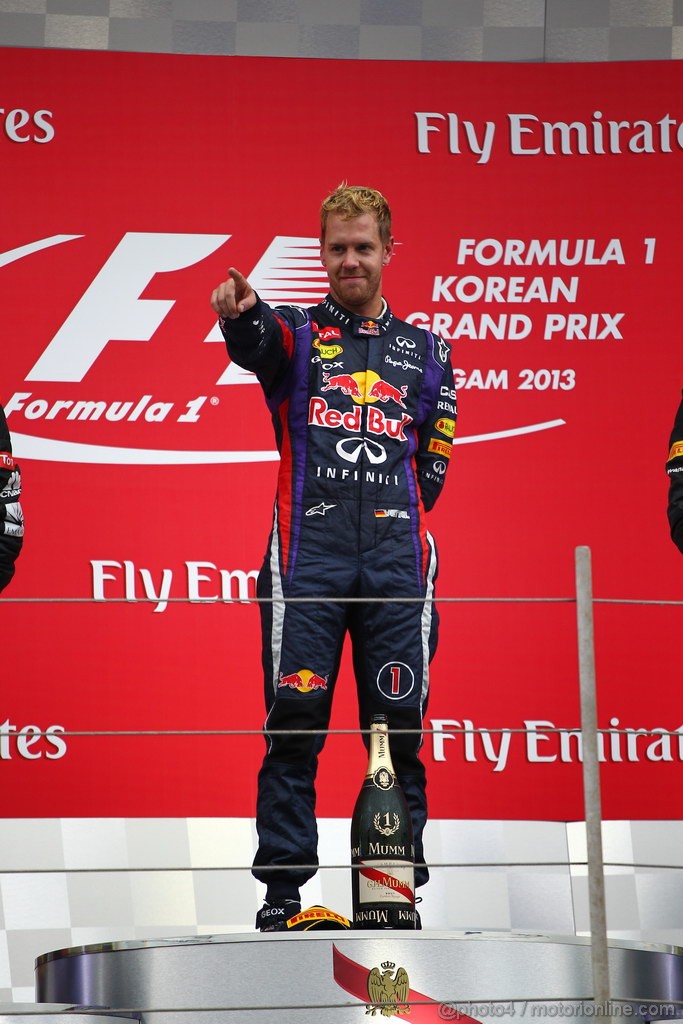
[[228, 267, 248, 289]]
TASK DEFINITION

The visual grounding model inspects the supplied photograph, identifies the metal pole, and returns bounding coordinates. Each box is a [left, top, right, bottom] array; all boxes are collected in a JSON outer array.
[[575, 545, 611, 1013]]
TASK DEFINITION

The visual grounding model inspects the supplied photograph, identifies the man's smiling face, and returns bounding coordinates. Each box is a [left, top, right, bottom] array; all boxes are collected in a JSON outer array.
[[320, 212, 394, 317]]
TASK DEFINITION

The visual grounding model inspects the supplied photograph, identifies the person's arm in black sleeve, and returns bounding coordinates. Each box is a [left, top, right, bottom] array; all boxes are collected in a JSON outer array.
[[220, 297, 306, 397], [211, 266, 303, 398], [0, 404, 24, 593], [416, 335, 457, 512], [666, 390, 683, 554]]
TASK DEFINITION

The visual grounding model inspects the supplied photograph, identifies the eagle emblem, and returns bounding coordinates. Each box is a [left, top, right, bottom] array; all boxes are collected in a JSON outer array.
[[366, 960, 410, 1016]]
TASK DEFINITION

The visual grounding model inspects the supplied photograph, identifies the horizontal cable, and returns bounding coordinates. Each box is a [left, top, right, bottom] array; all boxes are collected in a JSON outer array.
[[15, 726, 683, 737], [2, 595, 574, 603], [594, 597, 683, 606], [2, 594, 682, 606], [2, 595, 683, 606], [2, 861, 682, 875], [6, 998, 682, 1016]]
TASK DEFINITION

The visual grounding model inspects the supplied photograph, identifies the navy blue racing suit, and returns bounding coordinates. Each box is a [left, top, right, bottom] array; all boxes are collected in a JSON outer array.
[[0, 404, 24, 594], [667, 389, 683, 553], [221, 294, 456, 896]]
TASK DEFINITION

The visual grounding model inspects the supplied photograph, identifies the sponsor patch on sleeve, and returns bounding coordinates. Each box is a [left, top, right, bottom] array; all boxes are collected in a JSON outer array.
[[435, 417, 455, 439], [668, 440, 683, 461], [1, 502, 24, 537], [313, 341, 344, 359], [316, 326, 342, 342], [433, 334, 452, 366], [0, 469, 21, 501], [428, 437, 452, 459]]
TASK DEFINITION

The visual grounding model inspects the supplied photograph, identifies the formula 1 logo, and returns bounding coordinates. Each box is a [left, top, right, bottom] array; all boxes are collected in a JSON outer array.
[[3, 232, 565, 465], [3, 233, 328, 465], [19, 233, 229, 383]]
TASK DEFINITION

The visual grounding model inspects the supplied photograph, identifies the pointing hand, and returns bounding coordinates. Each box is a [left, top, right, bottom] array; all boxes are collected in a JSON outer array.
[[210, 267, 257, 319]]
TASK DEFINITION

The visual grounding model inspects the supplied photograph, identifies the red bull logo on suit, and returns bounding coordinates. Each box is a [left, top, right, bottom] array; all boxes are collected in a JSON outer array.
[[278, 669, 329, 694]]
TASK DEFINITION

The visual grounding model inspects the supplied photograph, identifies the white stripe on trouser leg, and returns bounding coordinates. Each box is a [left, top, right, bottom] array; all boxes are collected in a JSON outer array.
[[264, 507, 286, 752], [419, 532, 438, 719]]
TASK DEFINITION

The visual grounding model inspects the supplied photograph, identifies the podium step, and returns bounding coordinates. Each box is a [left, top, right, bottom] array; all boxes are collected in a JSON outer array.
[[1, 1008, 139, 1024], [35, 931, 683, 1023]]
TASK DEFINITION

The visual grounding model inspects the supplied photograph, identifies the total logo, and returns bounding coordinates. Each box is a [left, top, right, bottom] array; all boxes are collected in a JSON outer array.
[[278, 668, 329, 694]]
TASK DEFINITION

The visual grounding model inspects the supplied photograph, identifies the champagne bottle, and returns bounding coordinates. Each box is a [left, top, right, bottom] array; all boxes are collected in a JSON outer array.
[[351, 714, 417, 929]]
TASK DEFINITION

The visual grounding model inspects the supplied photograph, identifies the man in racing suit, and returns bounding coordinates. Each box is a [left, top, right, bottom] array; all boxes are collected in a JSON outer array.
[[0, 403, 24, 593], [211, 185, 456, 931], [667, 389, 683, 553]]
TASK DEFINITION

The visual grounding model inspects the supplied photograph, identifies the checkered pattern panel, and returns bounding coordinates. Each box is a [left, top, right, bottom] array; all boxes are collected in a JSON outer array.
[[2, 0, 682, 1006], [0, 0, 682, 59], [1, 818, 683, 1001]]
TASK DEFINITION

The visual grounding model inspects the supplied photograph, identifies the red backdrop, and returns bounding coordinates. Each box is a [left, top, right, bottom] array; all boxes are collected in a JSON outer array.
[[1, 49, 681, 819]]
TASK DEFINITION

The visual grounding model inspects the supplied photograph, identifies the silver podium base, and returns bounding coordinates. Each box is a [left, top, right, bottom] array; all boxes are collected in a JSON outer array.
[[0, 1008, 139, 1024], [35, 931, 683, 1024]]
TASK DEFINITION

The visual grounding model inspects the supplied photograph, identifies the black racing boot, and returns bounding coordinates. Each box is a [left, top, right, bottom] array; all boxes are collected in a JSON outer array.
[[255, 898, 302, 932]]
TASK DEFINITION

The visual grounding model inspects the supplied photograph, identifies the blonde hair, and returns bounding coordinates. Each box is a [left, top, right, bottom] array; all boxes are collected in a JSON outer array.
[[320, 183, 392, 245]]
